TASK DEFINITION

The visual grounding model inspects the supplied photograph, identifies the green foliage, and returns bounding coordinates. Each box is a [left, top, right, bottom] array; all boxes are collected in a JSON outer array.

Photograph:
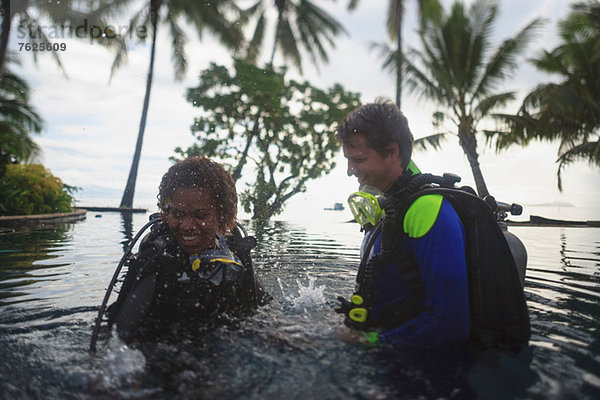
[[242, 0, 347, 74], [0, 164, 75, 216], [367, 0, 443, 107], [398, 0, 541, 197], [498, 0, 600, 191], [102, 0, 244, 80], [0, 59, 43, 176], [175, 59, 361, 221]]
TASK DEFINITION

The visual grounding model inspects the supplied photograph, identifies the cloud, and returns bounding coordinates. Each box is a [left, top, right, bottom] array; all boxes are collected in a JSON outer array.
[[10, 0, 599, 216]]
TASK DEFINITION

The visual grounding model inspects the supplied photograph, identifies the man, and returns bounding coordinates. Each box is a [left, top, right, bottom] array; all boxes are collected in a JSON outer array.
[[335, 98, 470, 348]]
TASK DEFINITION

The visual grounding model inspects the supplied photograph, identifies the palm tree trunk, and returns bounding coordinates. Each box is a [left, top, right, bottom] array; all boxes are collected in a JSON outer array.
[[119, 2, 159, 208], [0, 0, 12, 79], [458, 123, 489, 198], [395, 0, 403, 109]]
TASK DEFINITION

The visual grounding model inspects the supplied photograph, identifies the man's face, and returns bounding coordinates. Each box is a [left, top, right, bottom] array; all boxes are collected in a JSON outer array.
[[342, 134, 402, 191]]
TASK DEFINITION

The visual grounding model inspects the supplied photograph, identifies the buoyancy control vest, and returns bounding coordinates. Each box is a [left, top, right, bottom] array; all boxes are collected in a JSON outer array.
[[339, 173, 531, 351], [90, 214, 270, 351]]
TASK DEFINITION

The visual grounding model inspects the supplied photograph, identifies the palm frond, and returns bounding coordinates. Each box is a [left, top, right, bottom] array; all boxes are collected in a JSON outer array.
[[418, 0, 444, 26], [346, 0, 360, 11], [166, 15, 187, 80], [461, 0, 497, 94], [369, 41, 395, 71], [492, 113, 541, 149], [0, 124, 42, 162], [0, 70, 30, 103], [109, 4, 149, 79], [473, 17, 543, 98], [528, 49, 570, 76], [277, 18, 302, 73], [108, 36, 129, 82], [0, 99, 43, 132], [556, 140, 600, 191], [245, 10, 266, 63], [187, 1, 244, 50], [238, 0, 263, 23], [414, 132, 448, 151], [0, 61, 43, 164], [404, 46, 458, 111], [403, 53, 440, 100], [292, 0, 347, 70], [80, 0, 138, 20], [473, 91, 516, 120], [19, 13, 68, 77]]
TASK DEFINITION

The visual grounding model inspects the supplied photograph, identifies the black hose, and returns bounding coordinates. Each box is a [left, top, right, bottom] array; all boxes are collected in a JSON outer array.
[[234, 221, 260, 308], [89, 213, 161, 353]]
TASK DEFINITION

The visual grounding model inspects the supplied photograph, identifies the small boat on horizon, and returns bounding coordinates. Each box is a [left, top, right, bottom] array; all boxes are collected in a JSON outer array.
[[324, 202, 345, 211]]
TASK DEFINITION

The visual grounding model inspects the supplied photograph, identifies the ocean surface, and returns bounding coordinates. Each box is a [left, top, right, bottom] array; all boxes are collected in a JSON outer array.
[[0, 208, 599, 399]]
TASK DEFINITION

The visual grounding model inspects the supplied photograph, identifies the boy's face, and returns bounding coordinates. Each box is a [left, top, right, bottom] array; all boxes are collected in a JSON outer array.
[[342, 133, 402, 192]]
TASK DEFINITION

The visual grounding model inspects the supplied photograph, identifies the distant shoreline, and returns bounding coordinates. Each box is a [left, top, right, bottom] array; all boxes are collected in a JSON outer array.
[[524, 202, 576, 207], [0, 209, 87, 227], [507, 215, 599, 228]]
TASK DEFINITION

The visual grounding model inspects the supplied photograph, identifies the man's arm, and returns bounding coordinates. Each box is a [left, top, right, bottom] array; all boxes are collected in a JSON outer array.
[[379, 196, 470, 348]]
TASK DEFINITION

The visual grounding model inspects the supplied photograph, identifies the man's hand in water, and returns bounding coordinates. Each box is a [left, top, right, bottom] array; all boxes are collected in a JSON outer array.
[[335, 327, 379, 345]]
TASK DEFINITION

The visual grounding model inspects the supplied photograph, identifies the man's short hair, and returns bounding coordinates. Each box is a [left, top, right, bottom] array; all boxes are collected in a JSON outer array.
[[335, 98, 413, 169]]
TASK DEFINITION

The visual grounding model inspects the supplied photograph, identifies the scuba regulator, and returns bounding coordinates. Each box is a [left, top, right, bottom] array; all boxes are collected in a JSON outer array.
[[188, 234, 244, 286], [336, 186, 388, 330]]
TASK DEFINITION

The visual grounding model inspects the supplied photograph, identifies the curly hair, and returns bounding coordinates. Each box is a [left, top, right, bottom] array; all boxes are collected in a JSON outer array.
[[157, 156, 238, 232], [335, 97, 413, 169]]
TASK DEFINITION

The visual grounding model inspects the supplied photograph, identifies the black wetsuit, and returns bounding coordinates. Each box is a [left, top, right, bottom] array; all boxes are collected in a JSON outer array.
[[107, 222, 270, 341]]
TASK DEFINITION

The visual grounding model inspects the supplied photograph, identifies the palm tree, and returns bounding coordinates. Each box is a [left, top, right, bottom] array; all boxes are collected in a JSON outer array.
[[497, 0, 600, 191], [102, 0, 244, 208], [243, 0, 347, 74], [401, 0, 542, 197], [387, 0, 441, 108], [360, 0, 442, 108], [0, 56, 43, 176]]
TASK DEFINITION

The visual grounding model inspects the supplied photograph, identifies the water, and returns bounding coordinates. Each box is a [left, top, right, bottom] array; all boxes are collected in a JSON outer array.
[[1, 210, 599, 399]]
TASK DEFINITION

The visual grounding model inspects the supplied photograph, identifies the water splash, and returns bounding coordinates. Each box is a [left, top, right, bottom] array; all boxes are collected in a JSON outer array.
[[99, 327, 146, 388], [280, 275, 327, 312]]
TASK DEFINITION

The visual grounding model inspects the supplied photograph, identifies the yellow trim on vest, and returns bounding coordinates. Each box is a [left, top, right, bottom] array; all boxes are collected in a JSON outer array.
[[403, 194, 444, 238], [210, 257, 242, 266]]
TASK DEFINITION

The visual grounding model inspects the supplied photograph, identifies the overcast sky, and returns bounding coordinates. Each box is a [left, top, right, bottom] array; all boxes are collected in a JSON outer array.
[[11, 0, 600, 220]]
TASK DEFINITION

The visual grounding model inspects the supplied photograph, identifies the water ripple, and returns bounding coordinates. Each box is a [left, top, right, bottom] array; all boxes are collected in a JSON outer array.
[[0, 217, 599, 399]]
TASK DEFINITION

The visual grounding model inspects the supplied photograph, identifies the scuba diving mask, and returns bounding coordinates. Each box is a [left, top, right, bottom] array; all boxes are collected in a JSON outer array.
[[347, 186, 386, 228]]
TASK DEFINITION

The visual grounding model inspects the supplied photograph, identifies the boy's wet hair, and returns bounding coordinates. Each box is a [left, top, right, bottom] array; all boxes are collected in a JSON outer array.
[[158, 156, 237, 232], [335, 97, 413, 169]]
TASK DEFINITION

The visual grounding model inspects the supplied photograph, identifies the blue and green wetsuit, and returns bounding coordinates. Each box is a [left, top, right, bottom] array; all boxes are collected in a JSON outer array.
[[363, 167, 470, 348]]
